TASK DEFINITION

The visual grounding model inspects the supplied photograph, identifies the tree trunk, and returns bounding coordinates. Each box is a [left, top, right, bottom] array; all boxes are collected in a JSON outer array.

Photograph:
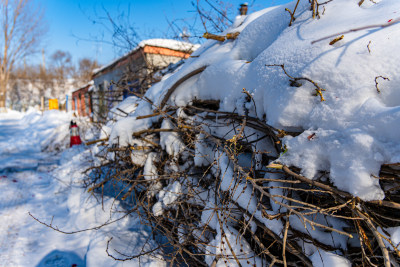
[[0, 82, 7, 111]]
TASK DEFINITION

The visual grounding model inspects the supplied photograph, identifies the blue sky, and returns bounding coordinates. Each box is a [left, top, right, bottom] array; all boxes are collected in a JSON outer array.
[[33, 0, 292, 66]]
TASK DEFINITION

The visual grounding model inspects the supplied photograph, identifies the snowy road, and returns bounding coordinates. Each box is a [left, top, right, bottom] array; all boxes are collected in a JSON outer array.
[[0, 113, 84, 266], [0, 111, 164, 267]]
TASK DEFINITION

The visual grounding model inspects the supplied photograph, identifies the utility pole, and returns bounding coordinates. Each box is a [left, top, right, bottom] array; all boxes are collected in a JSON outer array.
[[41, 49, 46, 71]]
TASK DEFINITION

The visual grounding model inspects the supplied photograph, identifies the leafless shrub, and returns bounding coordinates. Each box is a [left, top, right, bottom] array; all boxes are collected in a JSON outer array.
[[81, 87, 400, 266], [34, 1, 400, 266]]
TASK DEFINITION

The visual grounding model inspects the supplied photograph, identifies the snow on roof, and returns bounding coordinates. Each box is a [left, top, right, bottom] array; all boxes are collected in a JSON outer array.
[[87, 80, 95, 92], [70, 80, 94, 95], [138, 38, 200, 52], [93, 39, 200, 77], [92, 67, 102, 74]]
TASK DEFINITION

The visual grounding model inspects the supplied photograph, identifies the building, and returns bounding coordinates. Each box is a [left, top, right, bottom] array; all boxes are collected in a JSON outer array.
[[90, 39, 199, 122], [71, 82, 93, 118], [9, 77, 74, 112]]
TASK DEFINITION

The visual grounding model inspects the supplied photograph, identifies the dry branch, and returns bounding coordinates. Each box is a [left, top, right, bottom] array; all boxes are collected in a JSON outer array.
[[375, 75, 390, 94], [282, 165, 352, 198], [85, 137, 109, 146], [159, 66, 207, 109], [202, 32, 240, 42], [311, 17, 400, 44], [266, 64, 326, 101], [75, 94, 400, 266], [285, 0, 300, 27], [28, 209, 136, 234], [329, 35, 344, 45]]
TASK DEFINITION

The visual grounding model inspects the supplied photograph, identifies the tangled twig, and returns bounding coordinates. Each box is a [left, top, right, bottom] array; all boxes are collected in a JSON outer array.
[[54, 80, 400, 266], [266, 64, 326, 101], [375, 75, 390, 94]]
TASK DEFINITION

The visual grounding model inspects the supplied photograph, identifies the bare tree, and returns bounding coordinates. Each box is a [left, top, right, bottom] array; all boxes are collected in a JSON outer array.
[[50, 50, 73, 84], [9, 63, 47, 109], [73, 57, 99, 86], [8, 52, 99, 111], [0, 0, 47, 110], [75, 4, 141, 58], [166, 0, 252, 43]]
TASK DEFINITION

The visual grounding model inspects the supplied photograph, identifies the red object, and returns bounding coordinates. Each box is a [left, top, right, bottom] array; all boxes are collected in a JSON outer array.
[[307, 133, 316, 140], [70, 121, 82, 147]]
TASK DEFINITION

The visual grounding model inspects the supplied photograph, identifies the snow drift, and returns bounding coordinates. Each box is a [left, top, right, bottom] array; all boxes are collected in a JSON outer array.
[[112, 0, 400, 201], [89, 0, 400, 266]]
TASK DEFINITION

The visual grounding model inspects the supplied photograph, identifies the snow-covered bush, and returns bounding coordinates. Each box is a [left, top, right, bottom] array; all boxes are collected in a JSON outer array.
[[86, 0, 400, 266]]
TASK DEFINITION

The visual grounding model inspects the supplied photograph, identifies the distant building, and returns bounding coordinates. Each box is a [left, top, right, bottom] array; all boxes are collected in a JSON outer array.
[[71, 82, 93, 118], [8, 77, 74, 112], [90, 39, 199, 122]]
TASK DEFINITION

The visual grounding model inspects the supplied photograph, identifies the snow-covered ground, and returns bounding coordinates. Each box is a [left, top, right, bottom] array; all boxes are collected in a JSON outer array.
[[0, 110, 164, 267]]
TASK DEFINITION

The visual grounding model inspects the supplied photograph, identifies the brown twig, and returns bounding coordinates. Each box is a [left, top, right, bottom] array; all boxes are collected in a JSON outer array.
[[285, 0, 300, 26], [266, 64, 326, 101], [329, 35, 344, 45], [312, 17, 400, 44], [85, 137, 109, 146], [367, 40, 372, 54], [28, 210, 135, 234], [375, 75, 390, 94], [159, 66, 207, 109]]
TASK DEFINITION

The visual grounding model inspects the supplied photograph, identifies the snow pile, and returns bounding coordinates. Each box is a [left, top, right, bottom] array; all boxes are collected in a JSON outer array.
[[16, 109, 71, 151], [112, 0, 400, 200], [92, 0, 400, 266], [310, 250, 351, 267], [107, 95, 140, 122], [0, 110, 71, 171]]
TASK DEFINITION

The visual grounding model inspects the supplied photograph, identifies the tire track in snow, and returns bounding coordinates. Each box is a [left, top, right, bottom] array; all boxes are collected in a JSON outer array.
[[0, 171, 53, 266], [0, 175, 27, 266]]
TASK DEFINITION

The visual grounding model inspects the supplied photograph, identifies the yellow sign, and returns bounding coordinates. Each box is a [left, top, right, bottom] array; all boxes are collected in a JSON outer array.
[[49, 99, 59, 110]]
